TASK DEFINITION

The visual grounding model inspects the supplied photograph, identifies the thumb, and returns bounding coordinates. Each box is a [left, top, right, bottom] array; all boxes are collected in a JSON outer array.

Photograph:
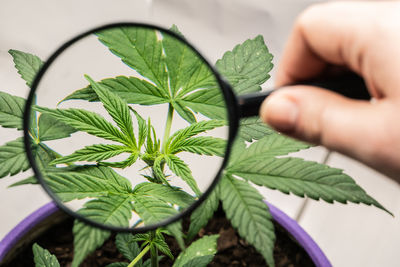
[[259, 86, 387, 163]]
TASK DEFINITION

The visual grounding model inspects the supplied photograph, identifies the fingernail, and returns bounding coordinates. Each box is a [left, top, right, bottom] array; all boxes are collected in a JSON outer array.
[[260, 94, 298, 132]]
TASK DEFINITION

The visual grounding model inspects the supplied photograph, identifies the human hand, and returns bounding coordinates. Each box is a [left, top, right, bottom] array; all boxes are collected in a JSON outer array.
[[260, 1, 400, 182]]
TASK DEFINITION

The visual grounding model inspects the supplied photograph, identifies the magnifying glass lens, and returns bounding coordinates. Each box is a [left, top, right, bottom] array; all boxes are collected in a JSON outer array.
[[27, 25, 230, 231]]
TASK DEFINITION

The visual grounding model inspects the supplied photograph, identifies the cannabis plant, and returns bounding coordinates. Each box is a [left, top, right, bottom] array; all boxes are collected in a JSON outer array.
[[0, 25, 388, 267]]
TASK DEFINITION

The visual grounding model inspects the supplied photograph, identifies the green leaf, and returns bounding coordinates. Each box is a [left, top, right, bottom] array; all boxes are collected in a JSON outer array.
[[8, 176, 38, 187], [78, 195, 133, 227], [115, 233, 141, 261], [152, 236, 173, 260], [0, 137, 30, 178], [133, 194, 184, 246], [129, 107, 147, 148], [166, 120, 225, 153], [34, 106, 128, 145], [51, 144, 131, 164], [220, 175, 275, 267], [187, 186, 219, 241], [173, 235, 218, 267], [164, 154, 201, 196], [162, 26, 215, 97], [44, 165, 132, 202], [152, 155, 170, 185], [38, 113, 76, 142], [181, 88, 227, 120], [72, 221, 111, 267], [0, 91, 25, 130], [9, 49, 43, 88], [129, 233, 150, 243], [62, 76, 169, 105], [34, 143, 58, 169], [134, 182, 195, 208], [133, 194, 178, 225], [96, 27, 168, 91], [229, 133, 309, 166], [32, 243, 60, 267], [172, 101, 196, 124], [215, 35, 273, 95], [170, 136, 226, 156], [100, 152, 139, 169], [238, 117, 274, 142], [228, 157, 390, 214], [182, 256, 214, 267], [85, 75, 137, 147]]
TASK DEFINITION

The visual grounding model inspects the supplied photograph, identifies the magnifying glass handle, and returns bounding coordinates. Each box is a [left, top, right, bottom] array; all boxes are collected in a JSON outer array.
[[237, 71, 370, 118]]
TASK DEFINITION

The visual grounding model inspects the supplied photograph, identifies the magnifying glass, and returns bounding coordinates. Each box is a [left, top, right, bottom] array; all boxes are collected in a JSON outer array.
[[23, 23, 369, 233]]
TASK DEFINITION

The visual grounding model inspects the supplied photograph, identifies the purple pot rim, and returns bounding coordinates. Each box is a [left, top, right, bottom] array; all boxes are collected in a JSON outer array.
[[266, 201, 331, 267], [0, 202, 331, 266], [0, 202, 58, 262]]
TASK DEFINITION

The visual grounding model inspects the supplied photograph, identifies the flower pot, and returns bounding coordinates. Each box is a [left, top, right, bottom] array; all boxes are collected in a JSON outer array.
[[0, 202, 331, 266]]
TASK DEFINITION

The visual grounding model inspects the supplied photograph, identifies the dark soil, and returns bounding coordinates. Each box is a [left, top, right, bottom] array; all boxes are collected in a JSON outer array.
[[5, 207, 315, 267]]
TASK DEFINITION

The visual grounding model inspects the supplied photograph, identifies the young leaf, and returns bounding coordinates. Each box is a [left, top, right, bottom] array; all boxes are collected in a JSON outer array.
[[219, 175, 275, 267], [215, 35, 273, 95], [34, 106, 129, 145], [0, 91, 25, 130], [32, 243, 60, 267], [51, 144, 131, 165], [96, 27, 169, 92], [62, 76, 169, 105], [172, 235, 218, 267], [100, 152, 139, 169], [0, 137, 30, 178], [129, 107, 147, 148], [228, 133, 309, 165], [187, 185, 219, 241], [134, 182, 195, 208], [228, 157, 390, 214], [38, 113, 77, 141], [44, 165, 132, 202], [166, 120, 225, 152], [9, 49, 43, 88], [238, 116, 274, 142], [115, 233, 141, 261], [170, 136, 226, 156], [153, 155, 169, 185], [72, 221, 111, 267], [152, 237, 173, 260], [85, 75, 137, 147], [164, 154, 201, 196]]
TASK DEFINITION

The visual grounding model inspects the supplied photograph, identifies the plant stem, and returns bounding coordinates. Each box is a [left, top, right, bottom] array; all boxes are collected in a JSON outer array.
[[161, 104, 174, 153], [150, 231, 159, 267], [127, 244, 150, 267]]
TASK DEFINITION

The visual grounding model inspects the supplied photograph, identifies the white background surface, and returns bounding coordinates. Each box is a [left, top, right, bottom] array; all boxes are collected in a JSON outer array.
[[1, 1, 400, 266]]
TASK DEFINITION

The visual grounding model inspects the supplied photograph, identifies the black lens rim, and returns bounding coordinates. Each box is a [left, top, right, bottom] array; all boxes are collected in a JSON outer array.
[[23, 22, 240, 233]]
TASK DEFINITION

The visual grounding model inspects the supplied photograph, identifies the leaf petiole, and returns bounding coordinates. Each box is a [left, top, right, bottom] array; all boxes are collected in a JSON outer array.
[[127, 244, 150, 267]]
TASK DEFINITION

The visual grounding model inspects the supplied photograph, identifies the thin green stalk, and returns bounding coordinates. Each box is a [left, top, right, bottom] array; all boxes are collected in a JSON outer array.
[[127, 244, 150, 267], [150, 231, 159, 267], [161, 104, 174, 153]]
